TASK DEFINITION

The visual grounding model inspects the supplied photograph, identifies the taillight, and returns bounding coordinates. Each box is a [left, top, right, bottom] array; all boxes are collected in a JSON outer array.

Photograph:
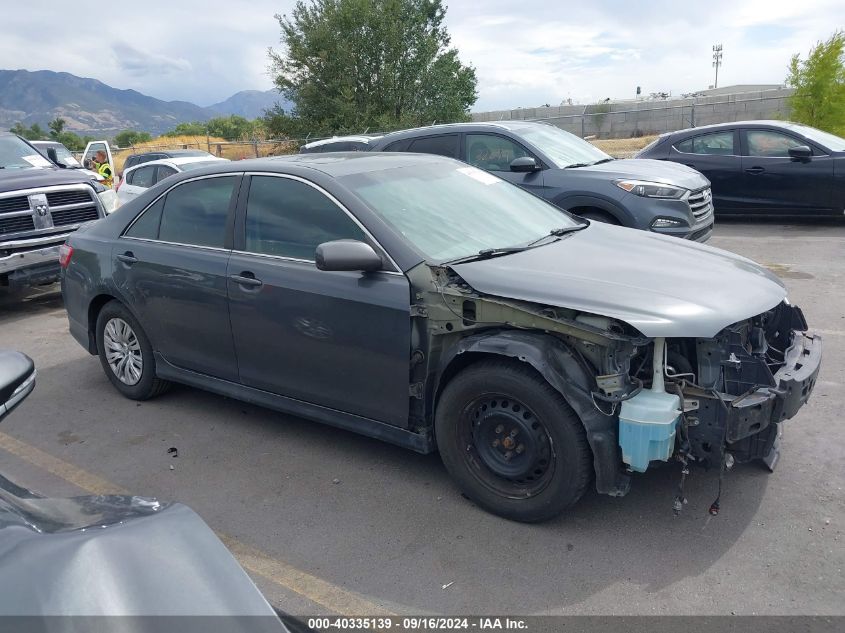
[[59, 244, 73, 269]]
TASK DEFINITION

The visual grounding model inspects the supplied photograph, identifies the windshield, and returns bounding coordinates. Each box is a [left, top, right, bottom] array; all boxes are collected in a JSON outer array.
[[0, 135, 54, 170], [35, 143, 81, 168], [513, 124, 611, 168], [341, 162, 579, 262], [792, 124, 845, 151]]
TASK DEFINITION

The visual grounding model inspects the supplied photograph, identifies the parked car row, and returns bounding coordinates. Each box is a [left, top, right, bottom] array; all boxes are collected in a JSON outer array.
[[61, 150, 822, 522]]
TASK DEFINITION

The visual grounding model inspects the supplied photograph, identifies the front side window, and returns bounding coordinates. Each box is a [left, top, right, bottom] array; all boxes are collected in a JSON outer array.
[[244, 176, 366, 260], [157, 176, 236, 248], [408, 135, 460, 159], [675, 131, 734, 155], [746, 130, 804, 157], [466, 134, 531, 171]]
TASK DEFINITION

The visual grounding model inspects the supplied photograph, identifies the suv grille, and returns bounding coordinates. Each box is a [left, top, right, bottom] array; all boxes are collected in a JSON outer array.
[[46, 190, 93, 207], [0, 215, 36, 234], [0, 196, 30, 214], [688, 188, 714, 222], [48, 188, 99, 228], [51, 206, 100, 225]]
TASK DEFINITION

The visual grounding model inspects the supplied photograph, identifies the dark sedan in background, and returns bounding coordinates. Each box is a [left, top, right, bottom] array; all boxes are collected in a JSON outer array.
[[636, 120, 845, 217]]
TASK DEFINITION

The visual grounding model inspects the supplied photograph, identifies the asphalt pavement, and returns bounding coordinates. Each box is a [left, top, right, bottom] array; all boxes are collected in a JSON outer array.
[[0, 219, 842, 616]]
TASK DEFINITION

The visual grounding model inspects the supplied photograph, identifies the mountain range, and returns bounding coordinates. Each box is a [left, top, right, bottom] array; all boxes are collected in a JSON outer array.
[[0, 69, 290, 136]]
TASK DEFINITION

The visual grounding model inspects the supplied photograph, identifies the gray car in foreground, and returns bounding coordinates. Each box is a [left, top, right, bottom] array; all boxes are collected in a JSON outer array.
[[61, 153, 819, 522], [370, 121, 715, 241]]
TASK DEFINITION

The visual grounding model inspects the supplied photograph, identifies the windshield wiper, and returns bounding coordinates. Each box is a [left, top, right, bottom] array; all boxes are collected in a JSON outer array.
[[591, 157, 615, 165], [564, 162, 591, 169], [444, 246, 528, 266], [525, 225, 587, 247]]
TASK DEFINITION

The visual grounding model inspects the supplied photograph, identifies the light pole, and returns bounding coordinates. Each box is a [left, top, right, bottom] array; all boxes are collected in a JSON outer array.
[[712, 44, 723, 89]]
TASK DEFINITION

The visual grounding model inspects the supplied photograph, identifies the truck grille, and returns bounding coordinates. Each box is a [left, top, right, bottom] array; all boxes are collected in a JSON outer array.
[[0, 185, 101, 237], [51, 207, 100, 225], [688, 188, 714, 222], [46, 190, 93, 207], [0, 216, 36, 234], [0, 196, 31, 214]]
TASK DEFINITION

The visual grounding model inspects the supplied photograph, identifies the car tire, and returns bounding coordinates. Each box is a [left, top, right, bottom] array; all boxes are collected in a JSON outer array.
[[578, 210, 619, 225], [435, 359, 592, 522], [95, 300, 170, 400]]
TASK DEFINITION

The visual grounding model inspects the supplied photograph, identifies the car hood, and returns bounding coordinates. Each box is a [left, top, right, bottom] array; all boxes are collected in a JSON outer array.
[[0, 168, 95, 194], [568, 158, 709, 190], [451, 222, 786, 338]]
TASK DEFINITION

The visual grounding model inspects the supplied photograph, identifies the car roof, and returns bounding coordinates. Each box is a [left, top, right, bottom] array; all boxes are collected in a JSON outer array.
[[302, 135, 383, 149], [151, 151, 459, 181], [376, 120, 553, 143], [124, 156, 226, 173], [661, 120, 809, 138]]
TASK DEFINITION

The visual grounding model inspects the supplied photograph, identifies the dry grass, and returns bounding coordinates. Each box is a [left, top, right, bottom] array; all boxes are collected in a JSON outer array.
[[591, 135, 659, 158], [112, 135, 296, 172]]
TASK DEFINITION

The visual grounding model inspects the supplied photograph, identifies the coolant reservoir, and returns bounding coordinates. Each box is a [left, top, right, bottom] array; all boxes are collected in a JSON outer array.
[[618, 337, 681, 473]]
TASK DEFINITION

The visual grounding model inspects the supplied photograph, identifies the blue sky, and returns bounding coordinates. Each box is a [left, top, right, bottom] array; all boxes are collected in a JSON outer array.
[[1, 0, 841, 111]]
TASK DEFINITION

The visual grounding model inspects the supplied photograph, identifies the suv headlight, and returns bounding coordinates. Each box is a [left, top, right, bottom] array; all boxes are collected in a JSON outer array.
[[651, 217, 684, 228], [89, 181, 107, 193], [615, 180, 687, 199]]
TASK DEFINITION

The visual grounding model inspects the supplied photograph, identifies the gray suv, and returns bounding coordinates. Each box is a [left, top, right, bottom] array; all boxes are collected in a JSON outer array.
[[370, 122, 714, 241]]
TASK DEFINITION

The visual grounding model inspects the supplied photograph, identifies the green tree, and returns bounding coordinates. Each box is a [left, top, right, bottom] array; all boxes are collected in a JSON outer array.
[[206, 115, 256, 140], [163, 121, 210, 137], [114, 130, 153, 147], [48, 117, 66, 139], [786, 30, 845, 135], [268, 0, 477, 135], [9, 122, 48, 140]]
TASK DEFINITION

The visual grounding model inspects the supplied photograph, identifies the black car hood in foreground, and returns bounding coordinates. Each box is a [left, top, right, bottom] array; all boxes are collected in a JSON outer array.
[[0, 474, 283, 627], [0, 167, 94, 194], [568, 158, 709, 190], [452, 222, 786, 338]]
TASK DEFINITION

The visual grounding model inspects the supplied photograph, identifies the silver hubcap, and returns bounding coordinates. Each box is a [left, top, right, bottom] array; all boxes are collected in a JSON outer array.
[[104, 318, 143, 386]]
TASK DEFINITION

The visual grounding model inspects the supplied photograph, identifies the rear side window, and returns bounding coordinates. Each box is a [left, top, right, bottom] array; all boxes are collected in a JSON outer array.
[[674, 131, 734, 155], [155, 165, 178, 183], [125, 198, 164, 240], [745, 130, 805, 157], [408, 135, 460, 158], [158, 176, 236, 248], [244, 176, 366, 260], [127, 165, 156, 188]]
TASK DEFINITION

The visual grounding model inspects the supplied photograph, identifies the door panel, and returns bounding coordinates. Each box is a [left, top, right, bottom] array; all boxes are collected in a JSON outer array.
[[112, 175, 240, 380], [668, 130, 744, 213], [227, 174, 411, 426], [227, 256, 411, 425], [739, 129, 834, 215]]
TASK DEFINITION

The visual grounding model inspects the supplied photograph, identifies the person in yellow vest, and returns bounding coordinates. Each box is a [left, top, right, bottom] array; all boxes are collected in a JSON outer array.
[[93, 150, 114, 188]]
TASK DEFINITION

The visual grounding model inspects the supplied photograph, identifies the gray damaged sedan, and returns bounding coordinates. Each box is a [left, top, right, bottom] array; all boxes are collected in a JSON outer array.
[[60, 153, 821, 522]]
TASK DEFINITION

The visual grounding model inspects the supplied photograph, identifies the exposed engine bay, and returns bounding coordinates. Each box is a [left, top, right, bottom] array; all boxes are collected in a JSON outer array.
[[417, 265, 822, 512]]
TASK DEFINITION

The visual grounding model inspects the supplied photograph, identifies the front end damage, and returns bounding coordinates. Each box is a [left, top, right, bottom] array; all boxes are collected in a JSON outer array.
[[412, 265, 821, 503]]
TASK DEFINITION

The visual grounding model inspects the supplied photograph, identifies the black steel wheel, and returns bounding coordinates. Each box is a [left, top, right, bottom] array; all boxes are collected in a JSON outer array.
[[436, 360, 592, 522]]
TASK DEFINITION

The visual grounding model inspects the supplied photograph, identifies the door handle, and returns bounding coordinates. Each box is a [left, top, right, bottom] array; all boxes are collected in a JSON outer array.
[[116, 251, 137, 265], [745, 166, 765, 175], [229, 272, 263, 288]]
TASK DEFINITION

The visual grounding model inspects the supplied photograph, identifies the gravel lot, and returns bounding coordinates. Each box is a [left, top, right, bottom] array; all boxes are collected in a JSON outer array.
[[0, 219, 842, 616]]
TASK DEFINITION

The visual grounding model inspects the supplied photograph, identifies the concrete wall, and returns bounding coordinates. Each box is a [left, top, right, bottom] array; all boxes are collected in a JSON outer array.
[[471, 88, 794, 138]]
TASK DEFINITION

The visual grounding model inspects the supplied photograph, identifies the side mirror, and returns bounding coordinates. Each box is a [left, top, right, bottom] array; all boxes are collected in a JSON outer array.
[[315, 240, 383, 272], [510, 156, 540, 172], [788, 145, 812, 161], [46, 147, 65, 168], [0, 351, 36, 424]]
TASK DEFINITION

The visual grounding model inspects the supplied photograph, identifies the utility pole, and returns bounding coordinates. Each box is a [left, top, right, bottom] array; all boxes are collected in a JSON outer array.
[[712, 44, 723, 89]]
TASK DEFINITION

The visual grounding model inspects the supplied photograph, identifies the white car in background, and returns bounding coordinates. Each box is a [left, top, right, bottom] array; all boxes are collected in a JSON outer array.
[[116, 156, 229, 205]]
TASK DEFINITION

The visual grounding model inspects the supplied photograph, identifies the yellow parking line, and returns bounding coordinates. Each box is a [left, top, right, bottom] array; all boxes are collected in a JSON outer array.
[[0, 430, 395, 616]]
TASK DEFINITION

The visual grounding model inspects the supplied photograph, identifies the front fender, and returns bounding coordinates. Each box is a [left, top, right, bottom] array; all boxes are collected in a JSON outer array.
[[436, 330, 630, 497], [552, 193, 633, 226]]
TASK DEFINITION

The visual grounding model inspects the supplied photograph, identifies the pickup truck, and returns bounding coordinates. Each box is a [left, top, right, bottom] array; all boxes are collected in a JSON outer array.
[[0, 132, 116, 291]]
